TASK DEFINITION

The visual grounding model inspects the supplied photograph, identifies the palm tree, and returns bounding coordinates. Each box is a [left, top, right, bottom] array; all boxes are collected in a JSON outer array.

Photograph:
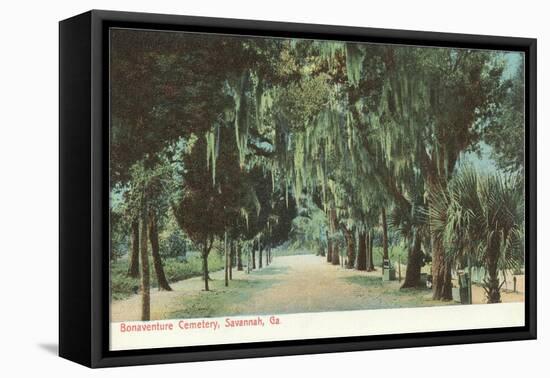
[[388, 167, 428, 288], [428, 168, 524, 303]]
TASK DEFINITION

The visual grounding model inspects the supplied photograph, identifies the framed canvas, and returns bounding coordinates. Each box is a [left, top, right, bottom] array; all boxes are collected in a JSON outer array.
[[59, 10, 537, 368]]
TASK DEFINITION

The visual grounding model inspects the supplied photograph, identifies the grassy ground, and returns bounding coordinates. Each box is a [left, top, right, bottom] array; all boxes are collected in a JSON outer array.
[[111, 253, 225, 300], [342, 275, 437, 308], [170, 277, 279, 318]]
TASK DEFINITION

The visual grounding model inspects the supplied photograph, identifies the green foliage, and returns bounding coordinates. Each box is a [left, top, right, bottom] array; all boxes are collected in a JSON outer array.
[[372, 245, 408, 267], [111, 264, 139, 300], [428, 167, 524, 273], [162, 254, 224, 283], [289, 199, 328, 250], [484, 59, 525, 174], [345, 43, 365, 87], [110, 209, 129, 261], [172, 132, 236, 251], [275, 73, 332, 131], [159, 229, 189, 259]]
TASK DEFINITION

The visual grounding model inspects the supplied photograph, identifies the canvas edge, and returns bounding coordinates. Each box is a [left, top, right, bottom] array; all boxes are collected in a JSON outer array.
[[57, 9, 537, 368]]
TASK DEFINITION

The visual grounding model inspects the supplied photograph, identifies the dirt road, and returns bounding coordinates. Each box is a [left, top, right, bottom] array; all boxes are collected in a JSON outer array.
[[111, 254, 522, 322]]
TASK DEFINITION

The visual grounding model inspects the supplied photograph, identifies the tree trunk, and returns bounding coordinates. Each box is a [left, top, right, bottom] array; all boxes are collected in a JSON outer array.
[[427, 174, 453, 300], [344, 227, 355, 269], [140, 214, 150, 321], [128, 220, 140, 278], [252, 243, 256, 270], [326, 231, 332, 263], [381, 208, 389, 262], [357, 231, 367, 271], [330, 209, 340, 266], [247, 248, 250, 273], [366, 231, 375, 271], [259, 246, 263, 269], [229, 240, 234, 280], [237, 243, 243, 271], [486, 238, 502, 303], [401, 232, 423, 288], [149, 213, 172, 291], [202, 242, 210, 291], [224, 233, 229, 287], [332, 242, 340, 265], [431, 238, 452, 300]]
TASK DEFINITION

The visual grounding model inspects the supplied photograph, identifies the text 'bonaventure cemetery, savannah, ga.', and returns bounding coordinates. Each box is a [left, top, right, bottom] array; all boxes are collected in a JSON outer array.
[[109, 29, 526, 325]]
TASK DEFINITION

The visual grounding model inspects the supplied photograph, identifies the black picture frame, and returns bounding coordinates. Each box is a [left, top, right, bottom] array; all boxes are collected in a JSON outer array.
[[59, 9, 537, 368]]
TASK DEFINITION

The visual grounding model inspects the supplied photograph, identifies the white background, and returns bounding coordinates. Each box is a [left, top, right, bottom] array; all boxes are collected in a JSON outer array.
[[0, 0, 545, 376]]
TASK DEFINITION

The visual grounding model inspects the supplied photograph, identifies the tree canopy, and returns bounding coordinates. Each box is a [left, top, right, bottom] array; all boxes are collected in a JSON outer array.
[[110, 28, 525, 313]]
